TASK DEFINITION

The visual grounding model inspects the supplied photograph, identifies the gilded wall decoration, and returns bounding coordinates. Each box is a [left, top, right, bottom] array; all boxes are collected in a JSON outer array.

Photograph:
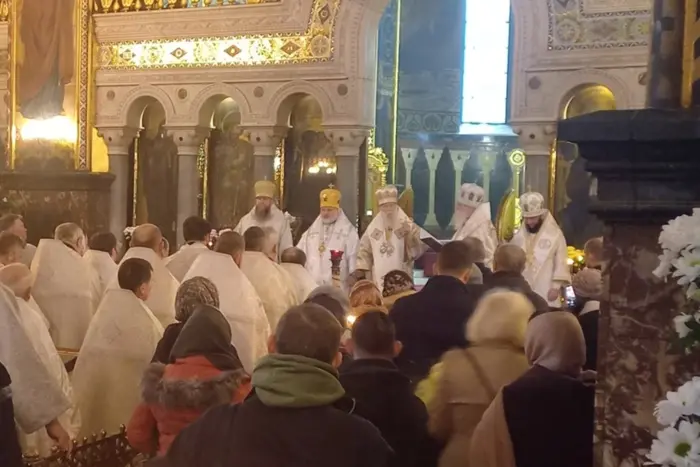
[[97, 0, 340, 69], [547, 0, 650, 50], [94, 0, 280, 14]]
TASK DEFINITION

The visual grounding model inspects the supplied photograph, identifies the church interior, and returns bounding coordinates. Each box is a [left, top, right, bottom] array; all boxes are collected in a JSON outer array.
[[0, 0, 699, 466]]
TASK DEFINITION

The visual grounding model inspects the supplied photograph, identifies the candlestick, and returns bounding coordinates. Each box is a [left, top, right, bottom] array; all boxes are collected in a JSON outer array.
[[330, 250, 344, 288]]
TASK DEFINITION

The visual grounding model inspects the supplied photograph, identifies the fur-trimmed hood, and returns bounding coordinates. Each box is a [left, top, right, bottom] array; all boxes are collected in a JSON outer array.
[[141, 362, 245, 411]]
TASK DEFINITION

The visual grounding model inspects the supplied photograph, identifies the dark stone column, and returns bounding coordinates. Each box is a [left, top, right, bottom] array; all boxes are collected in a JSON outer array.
[[558, 110, 700, 466], [0, 172, 115, 242], [646, 0, 685, 109]]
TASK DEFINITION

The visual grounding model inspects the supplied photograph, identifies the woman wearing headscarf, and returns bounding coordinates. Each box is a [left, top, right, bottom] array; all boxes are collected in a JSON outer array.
[[128, 306, 250, 457], [152, 277, 219, 364], [382, 270, 416, 311], [423, 290, 533, 467], [469, 312, 594, 467]]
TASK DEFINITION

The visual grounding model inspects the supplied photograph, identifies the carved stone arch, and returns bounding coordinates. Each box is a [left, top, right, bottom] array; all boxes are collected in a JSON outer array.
[[553, 69, 632, 119], [117, 85, 176, 128], [189, 83, 252, 128], [268, 81, 334, 127]]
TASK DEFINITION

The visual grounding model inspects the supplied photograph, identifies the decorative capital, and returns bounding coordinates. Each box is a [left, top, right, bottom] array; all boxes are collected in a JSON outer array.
[[325, 128, 371, 157], [163, 126, 211, 155], [241, 125, 290, 156], [97, 126, 140, 155]]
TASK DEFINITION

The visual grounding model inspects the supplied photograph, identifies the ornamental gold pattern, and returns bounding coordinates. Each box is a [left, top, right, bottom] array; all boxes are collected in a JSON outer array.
[[94, 0, 279, 13], [97, 0, 340, 70]]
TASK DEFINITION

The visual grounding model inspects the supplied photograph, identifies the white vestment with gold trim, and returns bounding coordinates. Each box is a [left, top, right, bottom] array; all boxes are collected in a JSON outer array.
[[452, 203, 499, 267], [511, 212, 571, 307]]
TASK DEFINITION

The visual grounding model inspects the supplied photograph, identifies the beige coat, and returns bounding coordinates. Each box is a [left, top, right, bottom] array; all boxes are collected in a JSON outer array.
[[427, 344, 529, 467]]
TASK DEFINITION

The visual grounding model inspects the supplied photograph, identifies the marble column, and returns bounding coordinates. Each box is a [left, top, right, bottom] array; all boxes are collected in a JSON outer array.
[[99, 127, 139, 241], [165, 126, 211, 247], [475, 148, 498, 202], [423, 148, 442, 227], [326, 128, 370, 226], [558, 110, 700, 467], [243, 125, 289, 182], [646, 0, 684, 108], [450, 150, 470, 202], [400, 147, 417, 188]]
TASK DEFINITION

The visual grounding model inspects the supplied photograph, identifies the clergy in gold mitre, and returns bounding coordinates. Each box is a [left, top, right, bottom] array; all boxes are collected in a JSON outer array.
[[510, 191, 570, 307], [0, 282, 72, 452], [355, 185, 424, 293], [0, 264, 79, 456], [110, 224, 178, 327], [31, 223, 94, 350], [72, 258, 164, 437], [297, 186, 359, 289], [451, 183, 499, 267], [183, 231, 270, 373], [240, 226, 298, 331], [234, 180, 293, 261]]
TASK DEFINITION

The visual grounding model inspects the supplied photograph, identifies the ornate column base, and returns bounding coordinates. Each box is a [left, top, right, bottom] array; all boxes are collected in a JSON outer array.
[[558, 108, 700, 467]]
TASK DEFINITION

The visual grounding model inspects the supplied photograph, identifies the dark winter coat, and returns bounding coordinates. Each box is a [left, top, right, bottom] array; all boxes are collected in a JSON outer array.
[[0, 363, 22, 467], [390, 275, 481, 384], [127, 355, 250, 456], [484, 271, 550, 316], [340, 358, 438, 467]]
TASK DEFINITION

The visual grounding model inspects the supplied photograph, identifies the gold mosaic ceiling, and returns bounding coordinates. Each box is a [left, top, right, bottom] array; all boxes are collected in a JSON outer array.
[[97, 0, 340, 69], [95, 0, 280, 13]]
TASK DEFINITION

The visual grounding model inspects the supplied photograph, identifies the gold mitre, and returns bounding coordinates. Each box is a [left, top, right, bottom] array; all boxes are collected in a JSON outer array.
[[376, 185, 399, 206], [254, 180, 276, 199], [520, 191, 546, 218], [320, 185, 341, 209]]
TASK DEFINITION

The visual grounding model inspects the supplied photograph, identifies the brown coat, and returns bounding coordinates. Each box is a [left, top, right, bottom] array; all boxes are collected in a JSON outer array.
[[427, 344, 528, 467]]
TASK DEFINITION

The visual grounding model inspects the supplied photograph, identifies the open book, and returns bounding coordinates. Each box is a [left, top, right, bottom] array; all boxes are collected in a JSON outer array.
[[419, 227, 444, 252]]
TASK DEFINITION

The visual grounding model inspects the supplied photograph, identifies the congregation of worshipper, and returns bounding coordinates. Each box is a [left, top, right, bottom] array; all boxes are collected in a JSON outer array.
[[2, 0, 700, 467]]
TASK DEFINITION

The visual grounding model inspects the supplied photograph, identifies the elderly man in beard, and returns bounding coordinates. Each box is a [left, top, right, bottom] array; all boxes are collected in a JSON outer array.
[[235, 180, 293, 262], [297, 186, 359, 290], [353, 186, 424, 293]]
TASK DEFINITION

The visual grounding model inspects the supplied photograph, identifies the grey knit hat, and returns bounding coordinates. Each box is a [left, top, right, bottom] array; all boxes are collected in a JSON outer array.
[[175, 276, 220, 322]]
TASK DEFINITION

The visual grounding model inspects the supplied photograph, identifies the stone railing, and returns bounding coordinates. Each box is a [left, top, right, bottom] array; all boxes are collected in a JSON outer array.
[[94, 0, 279, 13]]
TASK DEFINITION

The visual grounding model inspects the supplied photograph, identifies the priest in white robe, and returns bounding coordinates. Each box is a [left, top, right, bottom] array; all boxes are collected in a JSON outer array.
[[511, 191, 571, 307], [184, 231, 270, 373], [355, 186, 425, 293], [31, 223, 94, 350], [72, 257, 164, 437], [234, 180, 293, 261], [0, 213, 36, 266], [240, 226, 297, 331], [110, 224, 178, 327], [84, 232, 118, 311], [451, 183, 499, 267], [0, 264, 79, 456], [280, 247, 318, 303], [0, 232, 25, 266], [165, 216, 212, 281], [0, 283, 72, 451], [297, 186, 359, 288]]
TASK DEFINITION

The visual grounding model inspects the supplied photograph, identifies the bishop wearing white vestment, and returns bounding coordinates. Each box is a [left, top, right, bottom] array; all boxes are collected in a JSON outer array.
[[0, 264, 79, 456], [0, 283, 71, 448], [31, 224, 94, 350], [451, 183, 498, 267], [356, 186, 424, 293], [184, 245, 270, 374], [511, 192, 571, 307], [73, 258, 164, 437], [240, 227, 298, 331], [280, 247, 319, 303], [165, 216, 213, 281], [109, 224, 178, 327], [297, 186, 358, 288], [234, 180, 293, 261]]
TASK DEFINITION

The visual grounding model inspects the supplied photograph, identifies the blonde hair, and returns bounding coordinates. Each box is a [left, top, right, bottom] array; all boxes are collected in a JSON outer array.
[[466, 289, 535, 347], [349, 280, 383, 308]]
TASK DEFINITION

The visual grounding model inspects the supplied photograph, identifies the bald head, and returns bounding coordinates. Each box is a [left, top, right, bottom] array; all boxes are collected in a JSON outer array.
[[494, 244, 526, 273], [131, 224, 163, 252], [55, 223, 87, 256], [0, 263, 33, 300], [244, 226, 266, 252], [215, 231, 245, 266], [281, 247, 306, 266]]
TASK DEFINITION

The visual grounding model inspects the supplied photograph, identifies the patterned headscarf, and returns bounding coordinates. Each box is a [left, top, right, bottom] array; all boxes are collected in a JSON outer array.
[[175, 276, 220, 323], [382, 270, 414, 298]]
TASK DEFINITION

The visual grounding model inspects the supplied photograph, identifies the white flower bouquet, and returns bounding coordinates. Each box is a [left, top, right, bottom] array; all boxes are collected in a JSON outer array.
[[648, 209, 700, 466]]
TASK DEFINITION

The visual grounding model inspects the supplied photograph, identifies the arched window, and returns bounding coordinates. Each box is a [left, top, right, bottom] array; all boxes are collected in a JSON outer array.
[[461, 0, 511, 124]]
